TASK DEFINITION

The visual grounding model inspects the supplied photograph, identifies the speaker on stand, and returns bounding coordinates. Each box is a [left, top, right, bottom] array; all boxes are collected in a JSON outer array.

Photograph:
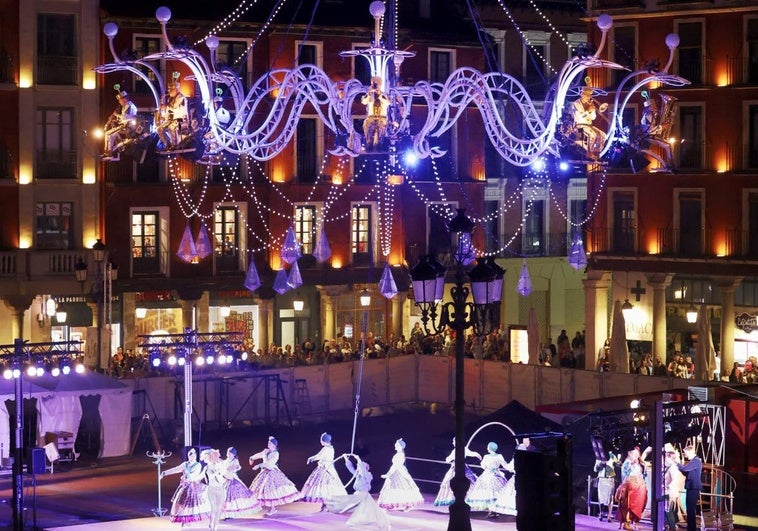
[[515, 435, 574, 531]]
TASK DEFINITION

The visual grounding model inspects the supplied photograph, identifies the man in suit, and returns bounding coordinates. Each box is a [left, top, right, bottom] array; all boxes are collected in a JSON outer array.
[[676, 444, 703, 531]]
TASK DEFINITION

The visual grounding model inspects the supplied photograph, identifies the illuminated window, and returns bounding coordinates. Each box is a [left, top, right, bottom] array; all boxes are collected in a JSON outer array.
[[214, 206, 239, 271], [131, 211, 159, 274], [351, 204, 372, 264], [295, 205, 317, 255]]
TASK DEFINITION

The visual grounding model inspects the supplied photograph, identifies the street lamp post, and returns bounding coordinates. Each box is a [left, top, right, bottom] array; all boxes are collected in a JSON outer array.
[[409, 209, 502, 531], [92, 239, 106, 371], [350, 289, 371, 453], [293, 299, 304, 348]]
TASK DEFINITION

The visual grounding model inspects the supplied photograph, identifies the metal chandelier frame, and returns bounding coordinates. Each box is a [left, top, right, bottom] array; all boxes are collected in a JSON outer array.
[[96, 4, 689, 167]]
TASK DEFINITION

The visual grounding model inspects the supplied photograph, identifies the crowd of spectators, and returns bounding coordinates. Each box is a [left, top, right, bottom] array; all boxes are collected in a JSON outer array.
[[106, 327, 756, 384]]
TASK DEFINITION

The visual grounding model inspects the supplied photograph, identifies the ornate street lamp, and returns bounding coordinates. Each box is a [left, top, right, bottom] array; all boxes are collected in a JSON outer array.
[[92, 239, 107, 370], [409, 209, 502, 531]]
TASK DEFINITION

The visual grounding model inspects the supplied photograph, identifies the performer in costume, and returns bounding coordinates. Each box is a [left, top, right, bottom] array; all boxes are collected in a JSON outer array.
[[434, 436, 482, 506], [595, 451, 619, 522], [676, 444, 703, 531], [615, 452, 648, 531], [248, 436, 301, 516], [664, 443, 685, 531], [160, 446, 210, 526], [300, 432, 347, 507], [102, 90, 138, 159], [377, 438, 424, 511], [465, 441, 513, 518], [201, 448, 227, 531], [157, 80, 188, 150], [571, 86, 608, 159], [325, 454, 390, 529], [221, 446, 260, 519]]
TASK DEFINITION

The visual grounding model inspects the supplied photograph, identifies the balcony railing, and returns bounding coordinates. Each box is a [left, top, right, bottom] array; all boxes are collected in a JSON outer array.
[[588, 227, 638, 255], [725, 229, 758, 258], [35, 150, 77, 179], [0, 250, 85, 280], [36, 55, 77, 85], [656, 227, 707, 256]]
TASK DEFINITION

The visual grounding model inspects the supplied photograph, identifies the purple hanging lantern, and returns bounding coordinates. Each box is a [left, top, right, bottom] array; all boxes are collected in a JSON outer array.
[[244, 258, 261, 292], [568, 233, 588, 271], [313, 226, 332, 263], [379, 263, 398, 299], [516, 259, 533, 297], [273, 269, 290, 294], [280, 226, 302, 265], [194, 224, 213, 260], [287, 260, 303, 289], [177, 223, 197, 263]]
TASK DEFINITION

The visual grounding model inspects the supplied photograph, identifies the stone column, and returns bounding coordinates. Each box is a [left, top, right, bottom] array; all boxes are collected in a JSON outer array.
[[257, 298, 272, 350], [717, 277, 742, 375], [322, 293, 335, 343], [647, 274, 673, 362], [392, 292, 407, 339], [1, 296, 34, 341], [583, 270, 612, 370]]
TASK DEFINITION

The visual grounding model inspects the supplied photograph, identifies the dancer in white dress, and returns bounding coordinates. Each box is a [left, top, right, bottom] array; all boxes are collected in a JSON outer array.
[[301, 432, 348, 506], [377, 438, 424, 511], [434, 436, 482, 506], [221, 446, 260, 518], [201, 448, 228, 531], [248, 436, 301, 515], [465, 441, 513, 517], [325, 454, 390, 529]]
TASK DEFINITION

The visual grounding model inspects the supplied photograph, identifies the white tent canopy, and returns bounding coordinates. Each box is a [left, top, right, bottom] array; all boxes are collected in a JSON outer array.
[[0, 370, 132, 461]]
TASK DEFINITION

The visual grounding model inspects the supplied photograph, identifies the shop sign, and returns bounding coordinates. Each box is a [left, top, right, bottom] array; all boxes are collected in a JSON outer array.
[[735, 312, 758, 334], [135, 290, 173, 302]]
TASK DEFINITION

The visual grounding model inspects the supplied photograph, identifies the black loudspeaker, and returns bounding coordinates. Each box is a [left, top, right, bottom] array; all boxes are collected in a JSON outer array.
[[31, 448, 46, 475], [515, 436, 574, 531]]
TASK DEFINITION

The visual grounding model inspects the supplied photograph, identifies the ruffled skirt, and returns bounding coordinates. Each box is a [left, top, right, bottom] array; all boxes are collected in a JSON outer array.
[[223, 477, 261, 517], [434, 464, 478, 506], [170, 479, 210, 523], [249, 468, 301, 507], [490, 476, 516, 515], [300, 466, 348, 503], [377, 468, 424, 511], [465, 470, 508, 511], [325, 491, 390, 529]]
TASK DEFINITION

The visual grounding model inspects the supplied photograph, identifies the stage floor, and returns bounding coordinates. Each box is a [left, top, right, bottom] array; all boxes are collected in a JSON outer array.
[[46, 501, 652, 530]]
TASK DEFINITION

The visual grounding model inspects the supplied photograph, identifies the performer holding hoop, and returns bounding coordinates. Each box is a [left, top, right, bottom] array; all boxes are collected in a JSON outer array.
[[465, 441, 513, 518], [325, 453, 390, 529], [300, 432, 348, 508]]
